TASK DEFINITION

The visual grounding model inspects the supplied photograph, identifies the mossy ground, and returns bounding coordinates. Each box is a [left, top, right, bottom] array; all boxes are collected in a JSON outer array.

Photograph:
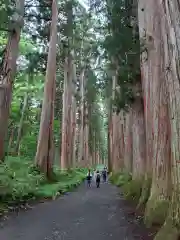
[[122, 178, 143, 202], [144, 197, 169, 227], [0, 156, 86, 215], [109, 171, 144, 202], [154, 219, 179, 240]]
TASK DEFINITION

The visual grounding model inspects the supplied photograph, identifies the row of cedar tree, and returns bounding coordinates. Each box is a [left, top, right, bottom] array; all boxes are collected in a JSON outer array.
[[0, 0, 102, 177], [108, 0, 180, 240]]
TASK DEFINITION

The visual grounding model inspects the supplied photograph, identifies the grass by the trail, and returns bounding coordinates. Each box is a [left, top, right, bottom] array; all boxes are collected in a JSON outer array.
[[0, 156, 86, 215], [109, 171, 132, 187]]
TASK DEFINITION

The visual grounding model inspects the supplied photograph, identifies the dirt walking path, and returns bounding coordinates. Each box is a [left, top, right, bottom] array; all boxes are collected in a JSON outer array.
[[0, 182, 155, 240]]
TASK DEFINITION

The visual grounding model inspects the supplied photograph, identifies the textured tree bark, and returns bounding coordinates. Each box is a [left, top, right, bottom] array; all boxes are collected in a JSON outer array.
[[66, 55, 73, 168], [132, 99, 145, 181], [71, 61, 77, 167], [108, 112, 112, 172], [154, 1, 180, 239], [111, 74, 117, 171], [113, 113, 124, 170], [84, 102, 89, 166], [124, 111, 133, 173], [137, 0, 171, 227], [76, 105, 81, 166], [78, 69, 85, 166], [61, 56, 73, 169], [60, 57, 70, 169], [0, 0, 25, 161], [92, 130, 96, 166], [35, 0, 57, 177], [138, 0, 155, 206], [119, 111, 125, 167]]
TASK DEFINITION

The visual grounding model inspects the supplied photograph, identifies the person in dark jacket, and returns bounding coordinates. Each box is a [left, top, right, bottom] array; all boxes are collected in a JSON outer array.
[[102, 167, 107, 182], [96, 170, 101, 188], [86, 169, 92, 187]]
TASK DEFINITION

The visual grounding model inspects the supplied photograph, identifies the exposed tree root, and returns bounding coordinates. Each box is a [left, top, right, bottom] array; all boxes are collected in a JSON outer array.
[[137, 175, 151, 208]]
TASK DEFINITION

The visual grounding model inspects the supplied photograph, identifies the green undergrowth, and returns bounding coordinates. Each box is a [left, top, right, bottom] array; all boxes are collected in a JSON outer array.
[[109, 172, 145, 203], [109, 171, 132, 187], [0, 156, 86, 215], [144, 197, 169, 227], [122, 178, 143, 202], [154, 219, 179, 240]]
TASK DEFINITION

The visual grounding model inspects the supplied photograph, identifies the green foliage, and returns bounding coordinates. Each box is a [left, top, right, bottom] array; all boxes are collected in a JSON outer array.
[[0, 157, 86, 214], [109, 171, 132, 186], [122, 179, 143, 202], [102, 0, 141, 112], [144, 198, 169, 227]]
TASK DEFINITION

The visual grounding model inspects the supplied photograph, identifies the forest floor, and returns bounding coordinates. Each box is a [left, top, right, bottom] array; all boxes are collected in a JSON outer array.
[[0, 181, 156, 240]]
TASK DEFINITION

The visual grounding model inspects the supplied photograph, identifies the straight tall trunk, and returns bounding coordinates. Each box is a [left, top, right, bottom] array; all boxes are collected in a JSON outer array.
[[154, 1, 180, 239], [61, 58, 69, 169], [35, 0, 58, 177], [111, 74, 117, 171], [84, 102, 89, 166], [78, 69, 85, 166], [0, 0, 25, 161], [71, 62, 77, 167], [93, 130, 96, 166], [131, 99, 146, 180], [66, 55, 73, 168], [124, 111, 133, 173], [138, 0, 155, 206]]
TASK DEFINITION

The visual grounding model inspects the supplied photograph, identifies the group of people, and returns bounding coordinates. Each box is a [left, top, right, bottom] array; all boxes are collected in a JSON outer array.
[[86, 167, 108, 188]]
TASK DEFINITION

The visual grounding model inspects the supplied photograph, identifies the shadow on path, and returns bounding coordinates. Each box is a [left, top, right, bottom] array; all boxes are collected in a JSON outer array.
[[0, 182, 155, 240]]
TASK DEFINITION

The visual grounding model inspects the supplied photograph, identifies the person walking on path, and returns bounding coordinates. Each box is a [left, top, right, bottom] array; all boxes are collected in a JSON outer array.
[[96, 170, 101, 188], [86, 169, 92, 187], [102, 167, 107, 182]]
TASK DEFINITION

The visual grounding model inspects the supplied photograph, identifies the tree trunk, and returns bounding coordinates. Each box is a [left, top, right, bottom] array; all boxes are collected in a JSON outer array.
[[8, 128, 14, 154], [132, 99, 145, 181], [92, 130, 96, 166], [119, 111, 125, 167], [108, 112, 112, 172], [61, 58, 69, 169], [0, 0, 25, 161], [154, 1, 180, 239], [71, 62, 77, 167], [78, 69, 85, 166], [124, 111, 133, 173], [84, 102, 89, 166], [35, 0, 58, 177], [111, 74, 117, 171], [15, 92, 28, 154], [66, 55, 73, 168], [137, 1, 171, 227], [137, 0, 155, 206]]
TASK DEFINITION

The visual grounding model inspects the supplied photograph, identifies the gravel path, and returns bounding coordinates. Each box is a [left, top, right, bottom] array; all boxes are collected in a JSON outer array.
[[0, 181, 155, 240]]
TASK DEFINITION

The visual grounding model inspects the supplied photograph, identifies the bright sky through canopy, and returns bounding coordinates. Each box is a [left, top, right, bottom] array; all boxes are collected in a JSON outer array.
[[78, 0, 89, 10]]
